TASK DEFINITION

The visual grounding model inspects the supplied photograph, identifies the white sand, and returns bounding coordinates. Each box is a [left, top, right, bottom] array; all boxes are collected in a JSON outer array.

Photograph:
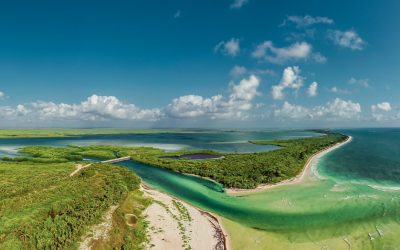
[[70, 163, 92, 177], [226, 136, 352, 195], [143, 186, 229, 250]]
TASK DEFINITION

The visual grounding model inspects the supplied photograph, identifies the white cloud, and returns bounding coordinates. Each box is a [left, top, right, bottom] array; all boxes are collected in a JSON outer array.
[[283, 15, 334, 28], [230, 75, 260, 101], [315, 98, 361, 120], [328, 30, 365, 50], [312, 52, 327, 63], [330, 86, 350, 94], [271, 66, 304, 100], [0, 91, 4, 99], [0, 104, 28, 118], [33, 95, 162, 121], [371, 102, 391, 112], [230, 65, 247, 77], [349, 77, 369, 88], [273, 98, 361, 121], [230, 66, 275, 77], [165, 95, 224, 118], [166, 75, 260, 119], [230, 0, 248, 9], [371, 102, 392, 121], [252, 41, 312, 64], [173, 10, 181, 19], [307, 82, 318, 97], [0, 76, 260, 124], [274, 101, 311, 120], [215, 38, 240, 57]]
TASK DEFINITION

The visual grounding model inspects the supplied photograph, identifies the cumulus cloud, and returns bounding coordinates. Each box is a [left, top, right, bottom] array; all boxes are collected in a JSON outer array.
[[215, 38, 240, 57], [0, 91, 4, 99], [273, 98, 361, 121], [315, 98, 361, 120], [166, 75, 260, 119], [371, 102, 392, 121], [283, 15, 334, 28], [328, 30, 365, 50], [33, 95, 162, 121], [165, 95, 223, 118], [0, 104, 28, 118], [230, 65, 247, 77], [349, 77, 369, 88], [274, 101, 311, 120], [371, 102, 391, 112], [230, 75, 260, 101], [307, 82, 318, 97], [230, 0, 248, 9], [252, 41, 312, 64], [271, 66, 304, 100]]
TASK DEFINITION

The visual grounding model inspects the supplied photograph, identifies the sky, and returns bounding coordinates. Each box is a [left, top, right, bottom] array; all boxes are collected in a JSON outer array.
[[0, 0, 399, 128]]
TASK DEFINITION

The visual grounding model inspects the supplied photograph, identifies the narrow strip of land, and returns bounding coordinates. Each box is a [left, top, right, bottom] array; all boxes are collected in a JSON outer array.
[[70, 156, 131, 177], [70, 163, 92, 177], [226, 136, 352, 195]]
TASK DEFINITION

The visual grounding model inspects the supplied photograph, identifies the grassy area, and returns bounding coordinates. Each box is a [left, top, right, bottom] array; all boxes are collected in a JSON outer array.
[[0, 128, 180, 138], [0, 160, 150, 249], [10, 132, 348, 189]]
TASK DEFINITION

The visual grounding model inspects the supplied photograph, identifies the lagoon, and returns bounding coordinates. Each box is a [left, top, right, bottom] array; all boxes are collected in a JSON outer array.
[[1, 128, 400, 248]]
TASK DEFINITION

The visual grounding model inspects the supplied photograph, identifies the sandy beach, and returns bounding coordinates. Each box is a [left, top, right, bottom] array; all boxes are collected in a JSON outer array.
[[226, 136, 353, 195], [142, 185, 229, 250]]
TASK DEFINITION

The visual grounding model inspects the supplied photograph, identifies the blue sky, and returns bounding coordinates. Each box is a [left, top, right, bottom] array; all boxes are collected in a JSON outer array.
[[0, 0, 399, 128]]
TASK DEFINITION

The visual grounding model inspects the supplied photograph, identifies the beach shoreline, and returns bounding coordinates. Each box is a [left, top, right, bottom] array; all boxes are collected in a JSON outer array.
[[141, 184, 230, 250], [225, 135, 352, 195]]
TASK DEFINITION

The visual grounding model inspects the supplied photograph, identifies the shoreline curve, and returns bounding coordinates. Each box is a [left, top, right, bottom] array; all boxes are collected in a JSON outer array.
[[226, 135, 353, 195]]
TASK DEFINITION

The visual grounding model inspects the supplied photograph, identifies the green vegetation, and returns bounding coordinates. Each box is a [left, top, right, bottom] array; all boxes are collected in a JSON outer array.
[[11, 131, 347, 189], [0, 128, 181, 138], [122, 132, 347, 188], [0, 160, 150, 249]]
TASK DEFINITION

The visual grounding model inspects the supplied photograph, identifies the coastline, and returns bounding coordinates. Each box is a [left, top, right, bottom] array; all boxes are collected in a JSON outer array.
[[141, 184, 230, 250], [226, 135, 353, 195]]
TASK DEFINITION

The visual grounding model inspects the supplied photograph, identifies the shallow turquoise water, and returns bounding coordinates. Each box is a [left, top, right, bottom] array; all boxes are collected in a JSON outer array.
[[117, 128, 400, 247]]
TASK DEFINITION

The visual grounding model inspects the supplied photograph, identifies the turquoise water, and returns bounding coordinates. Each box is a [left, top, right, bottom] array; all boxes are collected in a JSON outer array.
[[2, 129, 400, 247], [117, 128, 400, 247], [320, 128, 400, 186]]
